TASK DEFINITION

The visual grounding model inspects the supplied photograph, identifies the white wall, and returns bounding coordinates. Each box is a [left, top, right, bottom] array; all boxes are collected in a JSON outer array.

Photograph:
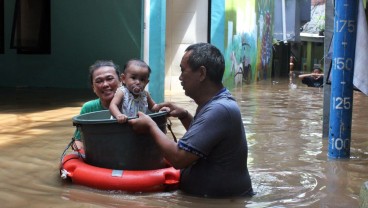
[[165, 0, 208, 96]]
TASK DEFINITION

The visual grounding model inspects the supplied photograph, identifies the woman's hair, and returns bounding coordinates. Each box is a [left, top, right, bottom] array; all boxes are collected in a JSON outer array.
[[88, 60, 120, 85], [122, 59, 151, 75], [185, 43, 225, 83]]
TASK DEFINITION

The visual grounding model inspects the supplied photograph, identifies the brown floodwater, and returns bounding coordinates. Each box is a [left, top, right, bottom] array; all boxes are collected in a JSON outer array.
[[1, 79, 368, 208]]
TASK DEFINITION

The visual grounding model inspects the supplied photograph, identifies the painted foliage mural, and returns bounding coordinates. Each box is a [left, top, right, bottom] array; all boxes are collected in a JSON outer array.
[[256, 0, 274, 81], [224, 0, 274, 87]]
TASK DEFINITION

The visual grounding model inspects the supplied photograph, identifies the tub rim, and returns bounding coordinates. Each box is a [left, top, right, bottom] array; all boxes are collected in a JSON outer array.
[[72, 110, 168, 125]]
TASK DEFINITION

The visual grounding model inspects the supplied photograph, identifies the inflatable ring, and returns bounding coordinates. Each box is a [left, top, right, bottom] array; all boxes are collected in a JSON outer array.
[[60, 152, 180, 192]]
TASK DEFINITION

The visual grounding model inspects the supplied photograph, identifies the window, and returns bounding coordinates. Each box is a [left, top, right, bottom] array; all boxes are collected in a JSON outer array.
[[10, 0, 50, 54]]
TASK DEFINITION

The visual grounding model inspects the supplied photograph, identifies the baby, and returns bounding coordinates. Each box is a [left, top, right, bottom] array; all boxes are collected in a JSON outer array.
[[109, 59, 159, 123]]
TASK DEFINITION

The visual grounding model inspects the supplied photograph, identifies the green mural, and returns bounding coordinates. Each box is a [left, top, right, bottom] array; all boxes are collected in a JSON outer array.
[[224, 0, 274, 87]]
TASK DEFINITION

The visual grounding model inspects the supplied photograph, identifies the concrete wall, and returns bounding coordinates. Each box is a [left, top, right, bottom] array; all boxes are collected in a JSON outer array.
[[165, 0, 208, 95], [1, 0, 143, 89]]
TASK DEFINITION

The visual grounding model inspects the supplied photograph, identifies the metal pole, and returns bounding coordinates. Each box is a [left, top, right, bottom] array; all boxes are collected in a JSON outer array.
[[144, 0, 150, 65], [328, 0, 359, 159], [281, 0, 287, 43]]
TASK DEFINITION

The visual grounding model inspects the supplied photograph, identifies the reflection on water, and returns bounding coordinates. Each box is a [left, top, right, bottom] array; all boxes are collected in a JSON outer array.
[[1, 80, 368, 207]]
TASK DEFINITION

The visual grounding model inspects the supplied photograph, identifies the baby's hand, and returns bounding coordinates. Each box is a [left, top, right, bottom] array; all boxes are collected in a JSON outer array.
[[152, 104, 170, 113], [151, 104, 160, 112], [159, 107, 171, 112], [116, 114, 128, 123]]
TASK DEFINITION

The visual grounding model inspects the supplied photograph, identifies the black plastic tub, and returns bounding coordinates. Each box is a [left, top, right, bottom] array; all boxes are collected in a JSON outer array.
[[73, 110, 167, 170]]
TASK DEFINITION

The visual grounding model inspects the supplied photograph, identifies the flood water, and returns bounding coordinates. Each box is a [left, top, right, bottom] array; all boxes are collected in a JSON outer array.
[[1, 78, 368, 208]]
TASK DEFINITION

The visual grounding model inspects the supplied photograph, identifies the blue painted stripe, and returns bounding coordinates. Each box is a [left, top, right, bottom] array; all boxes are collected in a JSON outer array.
[[149, 0, 166, 103]]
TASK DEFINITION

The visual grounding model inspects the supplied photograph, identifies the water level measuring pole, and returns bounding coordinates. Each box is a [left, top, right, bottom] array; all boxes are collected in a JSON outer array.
[[328, 0, 359, 159]]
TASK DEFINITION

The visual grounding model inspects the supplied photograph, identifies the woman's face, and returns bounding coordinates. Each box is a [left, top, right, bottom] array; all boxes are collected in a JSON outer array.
[[92, 66, 120, 107]]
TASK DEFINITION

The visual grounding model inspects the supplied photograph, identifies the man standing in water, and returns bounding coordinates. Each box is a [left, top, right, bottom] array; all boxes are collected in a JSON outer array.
[[298, 65, 324, 88], [129, 43, 253, 197]]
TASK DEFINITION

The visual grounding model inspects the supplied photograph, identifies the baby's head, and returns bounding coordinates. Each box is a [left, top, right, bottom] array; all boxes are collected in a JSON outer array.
[[121, 59, 151, 95]]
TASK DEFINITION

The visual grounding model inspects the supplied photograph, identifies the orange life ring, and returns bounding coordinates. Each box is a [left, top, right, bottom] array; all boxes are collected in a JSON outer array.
[[60, 152, 180, 192]]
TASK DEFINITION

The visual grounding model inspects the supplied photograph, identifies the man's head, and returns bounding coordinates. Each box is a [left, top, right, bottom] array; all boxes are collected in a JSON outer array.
[[311, 66, 323, 80], [179, 43, 224, 98], [184, 43, 225, 84], [313, 68, 323, 74], [312, 64, 322, 74]]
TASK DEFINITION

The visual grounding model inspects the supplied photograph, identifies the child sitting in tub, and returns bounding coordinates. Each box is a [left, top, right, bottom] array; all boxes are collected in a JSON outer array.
[[109, 59, 164, 123]]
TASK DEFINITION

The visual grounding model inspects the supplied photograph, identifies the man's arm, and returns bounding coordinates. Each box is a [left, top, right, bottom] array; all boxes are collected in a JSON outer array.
[[129, 112, 199, 169]]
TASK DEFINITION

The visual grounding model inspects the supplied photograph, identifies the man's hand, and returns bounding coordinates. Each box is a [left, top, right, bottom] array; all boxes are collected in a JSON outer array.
[[128, 112, 157, 134]]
